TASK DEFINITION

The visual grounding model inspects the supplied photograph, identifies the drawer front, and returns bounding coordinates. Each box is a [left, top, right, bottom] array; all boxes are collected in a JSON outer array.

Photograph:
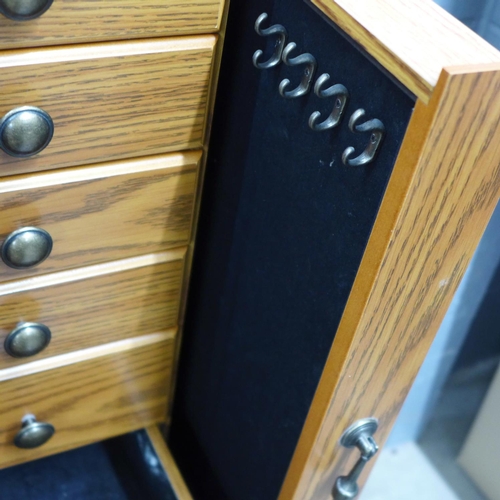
[[0, 153, 198, 281], [0, 37, 215, 177], [0, 251, 184, 368], [0, 335, 173, 469], [0, 0, 223, 50]]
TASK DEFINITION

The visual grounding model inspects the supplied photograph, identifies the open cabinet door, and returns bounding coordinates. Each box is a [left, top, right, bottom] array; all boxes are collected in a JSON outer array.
[[280, 1, 500, 498], [170, 1, 500, 499]]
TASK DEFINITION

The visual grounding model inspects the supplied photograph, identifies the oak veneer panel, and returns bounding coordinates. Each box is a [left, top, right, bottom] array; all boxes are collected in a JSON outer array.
[[0, 0, 223, 50], [279, 66, 500, 499], [0, 152, 199, 281], [0, 336, 174, 469], [0, 250, 185, 368], [0, 37, 216, 177], [311, 0, 500, 102]]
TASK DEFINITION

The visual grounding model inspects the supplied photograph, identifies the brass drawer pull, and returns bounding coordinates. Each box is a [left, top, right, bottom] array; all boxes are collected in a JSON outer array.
[[333, 418, 379, 500], [0, 106, 54, 158], [1, 227, 53, 269], [4, 322, 51, 358], [14, 414, 55, 449], [0, 0, 53, 21]]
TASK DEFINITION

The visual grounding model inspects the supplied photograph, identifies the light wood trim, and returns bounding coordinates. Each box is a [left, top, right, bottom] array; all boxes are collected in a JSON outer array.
[[0, 250, 185, 295], [0, 37, 216, 177], [279, 65, 500, 499], [0, 152, 201, 192], [0, 0, 222, 50], [0, 154, 198, 281], [310, 0, 500, 102], [0, 331, 175, 382], [0, 260, 184, 368], [0, 337, 174, 469], [0, 36, 217, 68], [146, 426, 194, 500]]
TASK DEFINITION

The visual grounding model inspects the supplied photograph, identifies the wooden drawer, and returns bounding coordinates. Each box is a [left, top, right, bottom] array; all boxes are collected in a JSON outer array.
[[0, 334, 174, 469], [0, 153, 198, 281], [0, 37, 216, 177], [0, 0, 223, 50], [0, 251, 183, 368]]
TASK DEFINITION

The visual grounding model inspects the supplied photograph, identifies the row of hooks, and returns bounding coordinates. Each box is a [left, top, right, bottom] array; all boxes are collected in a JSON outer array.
[[252, 13, 385, 167]]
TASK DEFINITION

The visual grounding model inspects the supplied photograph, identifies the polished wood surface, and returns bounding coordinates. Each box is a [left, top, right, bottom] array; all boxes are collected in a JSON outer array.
[[0, 251, 184, 368], [279, 65, 500, 499], [0, 153, 199, 280], [0, 335, 174, 469], [146, 426, 194, 500], [0, 37, 216, 177], [311, 0, 500, 102], [0, 0, 223, 50]]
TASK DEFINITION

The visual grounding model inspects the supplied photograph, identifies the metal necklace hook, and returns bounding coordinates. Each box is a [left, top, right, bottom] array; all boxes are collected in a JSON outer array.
[[278, 42, 317, 98], [309, 73, 349, 131], [252, 13, 288, 70], [342, 109, 385, 166]]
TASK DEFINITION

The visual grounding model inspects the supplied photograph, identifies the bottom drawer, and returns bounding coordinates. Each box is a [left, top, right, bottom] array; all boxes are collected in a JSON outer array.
[[0, 334, 174, 469], [0, 427, 192, 500]]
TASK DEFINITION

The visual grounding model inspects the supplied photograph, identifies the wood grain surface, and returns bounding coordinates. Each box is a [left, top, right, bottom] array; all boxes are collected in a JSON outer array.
[[0, 0, 223, 50], [0, 37, 216, 177], [0, 152, 199, 281], [0, 251, 184, 368], [0, 336, 174, 469], [146, 426, 194, 500], [311, 0, 500, 102], [279, 65, 500, 499]]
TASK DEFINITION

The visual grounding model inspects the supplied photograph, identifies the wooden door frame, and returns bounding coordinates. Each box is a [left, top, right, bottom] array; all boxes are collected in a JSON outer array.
[[279, 1, 500, 498]]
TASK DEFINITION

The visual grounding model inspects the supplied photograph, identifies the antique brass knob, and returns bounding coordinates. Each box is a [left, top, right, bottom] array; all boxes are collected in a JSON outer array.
[[332, 418, 379, 500], [0, 0, 54, 21], [4, 322, 51, 358], [0, 106, 54, 157], [14, 414, 55, 449], [1, 227, 53, 269]]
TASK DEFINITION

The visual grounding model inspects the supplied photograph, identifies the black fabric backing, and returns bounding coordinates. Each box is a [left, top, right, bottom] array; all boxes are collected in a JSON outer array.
[[170, 1, 415, 499], [0, 430, 178, 499]]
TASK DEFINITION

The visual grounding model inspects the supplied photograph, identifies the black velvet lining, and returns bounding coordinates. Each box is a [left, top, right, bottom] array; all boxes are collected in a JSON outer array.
[[0, 431, 178, 500], [170, 1, 415, 499]]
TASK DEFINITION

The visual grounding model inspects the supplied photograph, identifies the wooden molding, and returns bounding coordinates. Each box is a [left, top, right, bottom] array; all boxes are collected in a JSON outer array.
[[146, 426, 194, 500], [279, 62, 500, 499], [310, 0, 500, 102]]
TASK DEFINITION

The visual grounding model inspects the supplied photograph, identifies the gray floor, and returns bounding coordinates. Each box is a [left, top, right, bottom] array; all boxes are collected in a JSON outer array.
[[361, 358, 498, 500], [418, 359, 497, 500]]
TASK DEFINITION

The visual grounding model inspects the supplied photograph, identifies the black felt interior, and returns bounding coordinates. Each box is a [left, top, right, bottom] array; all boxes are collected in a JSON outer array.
[[170, 1, 415, 499], [0, 431, 178, 500]]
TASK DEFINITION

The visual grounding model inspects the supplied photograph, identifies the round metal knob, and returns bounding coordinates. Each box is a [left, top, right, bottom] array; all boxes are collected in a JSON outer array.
[[4, 322, 51, 358], [0, 0, 54, 21], [0, 106, 54, 157], [14, 414, 55, 449], [1, 227, 53, 269]]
